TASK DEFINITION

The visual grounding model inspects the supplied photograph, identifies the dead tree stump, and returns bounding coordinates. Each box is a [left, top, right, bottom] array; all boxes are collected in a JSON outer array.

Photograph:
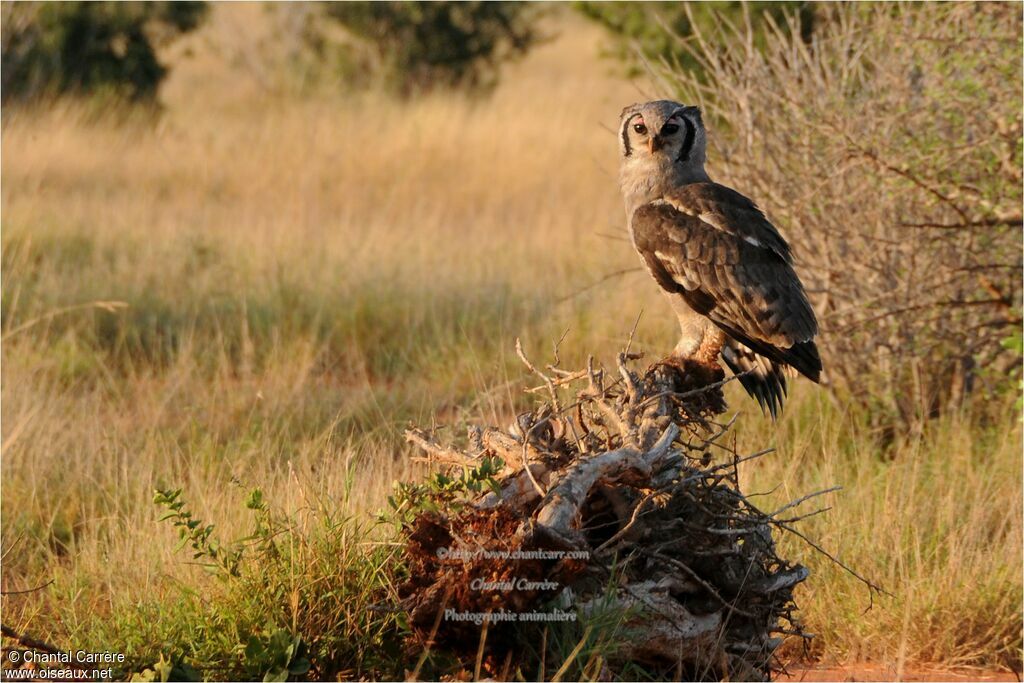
[[398, 349, 819, 681]]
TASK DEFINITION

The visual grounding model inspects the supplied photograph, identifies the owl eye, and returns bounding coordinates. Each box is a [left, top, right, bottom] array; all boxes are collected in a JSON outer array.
[[632, 123, 647, 135], [661, 123, 679, 135]]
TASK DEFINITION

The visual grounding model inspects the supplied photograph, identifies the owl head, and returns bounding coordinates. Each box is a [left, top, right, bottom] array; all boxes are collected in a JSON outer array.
[[618, 100, 708, 188]]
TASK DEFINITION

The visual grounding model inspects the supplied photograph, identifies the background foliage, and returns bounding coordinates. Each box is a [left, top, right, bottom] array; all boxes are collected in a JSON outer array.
[[575, 1, 815, 77], [1, 1, 206, 102], [319, 1, 544, 96], [0, 1, 546, 102]]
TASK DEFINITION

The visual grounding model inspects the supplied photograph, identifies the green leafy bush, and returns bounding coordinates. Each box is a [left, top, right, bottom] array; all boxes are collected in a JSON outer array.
[[1, 1, 206, 103], [143, 486, 406, 680], [575, 1, 813, 77], [317, 1, 544, 96], [386, 453, 504, 526]]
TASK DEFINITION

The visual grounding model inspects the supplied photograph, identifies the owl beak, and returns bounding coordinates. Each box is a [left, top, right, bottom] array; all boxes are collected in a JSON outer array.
[[648, 135, 663, 153]]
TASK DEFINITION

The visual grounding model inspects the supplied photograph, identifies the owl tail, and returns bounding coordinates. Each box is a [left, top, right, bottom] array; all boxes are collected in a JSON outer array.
[[721, 340, 789, 420]]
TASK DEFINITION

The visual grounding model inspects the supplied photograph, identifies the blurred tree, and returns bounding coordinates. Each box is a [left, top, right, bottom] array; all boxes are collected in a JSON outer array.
[[319, 1, 544, 96], [1, 1, 207, 103], [574, 1, 815, 77]]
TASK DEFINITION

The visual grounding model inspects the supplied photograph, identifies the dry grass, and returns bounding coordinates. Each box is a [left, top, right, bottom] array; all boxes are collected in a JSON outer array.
[[1, 4, 1020, 677], [734, 390, 1021, 670]]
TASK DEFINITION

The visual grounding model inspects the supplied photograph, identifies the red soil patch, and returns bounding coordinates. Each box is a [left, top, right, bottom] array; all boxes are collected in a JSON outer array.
[[779, 664, 1021, 682]]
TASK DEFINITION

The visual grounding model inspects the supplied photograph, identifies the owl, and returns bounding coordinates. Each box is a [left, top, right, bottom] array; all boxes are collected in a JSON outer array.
[[618, 100, 821, 417]]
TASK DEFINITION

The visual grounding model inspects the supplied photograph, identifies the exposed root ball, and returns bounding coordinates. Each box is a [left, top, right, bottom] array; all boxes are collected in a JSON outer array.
[[399, 352, 821, 681]]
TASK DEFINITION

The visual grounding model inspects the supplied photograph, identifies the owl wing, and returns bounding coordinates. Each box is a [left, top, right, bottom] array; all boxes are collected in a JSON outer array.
[[630, 182, 822, 384]]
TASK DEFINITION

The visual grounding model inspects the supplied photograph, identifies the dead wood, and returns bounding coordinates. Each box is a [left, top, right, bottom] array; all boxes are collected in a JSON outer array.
[[396, 347, 858, 681]]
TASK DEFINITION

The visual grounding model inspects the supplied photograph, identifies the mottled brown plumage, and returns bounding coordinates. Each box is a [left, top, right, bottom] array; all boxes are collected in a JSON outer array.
[[618, 100, 821, 417]]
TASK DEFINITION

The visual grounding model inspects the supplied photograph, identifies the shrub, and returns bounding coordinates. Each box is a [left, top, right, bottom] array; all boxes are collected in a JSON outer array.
[[1, 1, 206, 103], [124, 487, 407, 680], [318, 1, 544, 96], [658, 3, 1022, 425], [575, 1, 814, 77]]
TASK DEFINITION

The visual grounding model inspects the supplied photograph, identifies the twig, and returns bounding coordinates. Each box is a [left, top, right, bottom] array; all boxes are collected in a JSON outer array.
[[584, 356, 633, 443], [1, 624, 64, 656], [623, 309, 643, 356], [550, 328, 570, 369], [775, 506, 832, 524], [2, 300, 128, 340], [777, 522, 892, 598], [516, 337, 561, 413], [650, 552, 758, 619], [554, 268, 642, 304], [525, 370, 589, 394], [707, 447, 776, 469], [595, 490, 659, 554], [405, 428, 478, 466], [1, 579, 55, 596], [767, 486, 842, 519], [637, 371, 749, 409], [521, 420, 549, 498], [617, 352, 641, 408]]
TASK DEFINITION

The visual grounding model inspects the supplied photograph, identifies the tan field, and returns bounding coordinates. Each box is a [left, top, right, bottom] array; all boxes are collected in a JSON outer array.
[[1, 4, 1020, 679]]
